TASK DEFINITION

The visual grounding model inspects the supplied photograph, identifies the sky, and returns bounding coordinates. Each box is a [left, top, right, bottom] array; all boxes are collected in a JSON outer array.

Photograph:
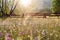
[[18, 0, 51, 13]]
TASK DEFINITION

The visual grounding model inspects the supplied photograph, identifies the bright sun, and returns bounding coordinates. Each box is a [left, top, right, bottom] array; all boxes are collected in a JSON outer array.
[[20, 0, 32, 7]]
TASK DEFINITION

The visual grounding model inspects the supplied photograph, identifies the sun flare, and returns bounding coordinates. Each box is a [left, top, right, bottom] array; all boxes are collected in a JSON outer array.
[[20, 0, 32, 7]]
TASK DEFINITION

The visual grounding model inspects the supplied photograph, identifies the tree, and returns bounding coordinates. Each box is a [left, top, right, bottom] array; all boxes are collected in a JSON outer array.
[[0, 0, 19, 17], [51, 0, 60, 14]]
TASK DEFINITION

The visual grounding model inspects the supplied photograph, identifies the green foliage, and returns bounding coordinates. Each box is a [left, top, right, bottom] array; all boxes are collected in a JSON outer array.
[[51, 0, 60, 13], [0, 0, 19, 17]]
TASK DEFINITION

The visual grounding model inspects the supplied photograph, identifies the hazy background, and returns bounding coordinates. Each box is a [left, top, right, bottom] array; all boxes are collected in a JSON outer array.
[[17, 0, 51, 13]]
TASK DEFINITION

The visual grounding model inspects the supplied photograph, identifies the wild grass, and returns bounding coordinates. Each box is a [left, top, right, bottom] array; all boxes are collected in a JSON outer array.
[[0, 17, 60, 40]]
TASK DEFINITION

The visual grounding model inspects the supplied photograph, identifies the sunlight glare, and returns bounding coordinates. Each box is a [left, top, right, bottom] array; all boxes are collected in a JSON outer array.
[[20, 0, 32, 7]]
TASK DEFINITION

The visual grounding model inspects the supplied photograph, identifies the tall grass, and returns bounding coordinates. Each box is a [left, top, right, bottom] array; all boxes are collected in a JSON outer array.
[[0, 17, 60, 40]]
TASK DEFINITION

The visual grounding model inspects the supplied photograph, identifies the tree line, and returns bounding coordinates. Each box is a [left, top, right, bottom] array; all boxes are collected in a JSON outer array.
[[0, 0, 19, 17], [0, 0, 60, 17]]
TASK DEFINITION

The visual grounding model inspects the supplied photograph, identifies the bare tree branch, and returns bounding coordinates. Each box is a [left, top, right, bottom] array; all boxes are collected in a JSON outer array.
[[10, 0, 19, 15]]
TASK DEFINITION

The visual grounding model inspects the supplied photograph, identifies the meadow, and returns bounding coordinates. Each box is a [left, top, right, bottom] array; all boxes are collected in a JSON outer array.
[[0, 16, 60, 40]]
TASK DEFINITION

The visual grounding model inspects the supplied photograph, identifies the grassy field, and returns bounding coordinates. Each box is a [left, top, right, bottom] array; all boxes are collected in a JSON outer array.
[[0, 16, 60, 40]]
